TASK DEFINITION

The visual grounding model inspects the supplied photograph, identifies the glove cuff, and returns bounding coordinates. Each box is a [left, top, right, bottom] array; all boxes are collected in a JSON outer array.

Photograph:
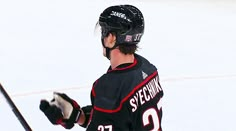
[[70, 108, 81, 123], [60, 107, 81, 129], [68, 100, 82, 123]]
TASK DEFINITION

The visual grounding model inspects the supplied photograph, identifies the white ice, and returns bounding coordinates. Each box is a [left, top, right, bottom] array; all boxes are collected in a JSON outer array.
[[0, 0, 236, 131]]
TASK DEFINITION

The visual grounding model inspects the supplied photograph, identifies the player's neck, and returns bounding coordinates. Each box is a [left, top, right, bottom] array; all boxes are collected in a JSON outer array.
[[110, 49, 135, 69]]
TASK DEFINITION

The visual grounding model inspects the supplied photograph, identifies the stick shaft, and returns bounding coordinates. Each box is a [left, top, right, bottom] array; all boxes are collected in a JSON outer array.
[[0, 83, 32, 131]]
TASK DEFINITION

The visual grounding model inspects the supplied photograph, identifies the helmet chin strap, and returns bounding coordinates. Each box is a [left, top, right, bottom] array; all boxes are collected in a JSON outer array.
[[101, 39, 118, 60]]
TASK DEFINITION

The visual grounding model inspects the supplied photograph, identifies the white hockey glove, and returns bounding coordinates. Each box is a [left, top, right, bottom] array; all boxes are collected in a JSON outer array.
[[40, 92, 82, 129]]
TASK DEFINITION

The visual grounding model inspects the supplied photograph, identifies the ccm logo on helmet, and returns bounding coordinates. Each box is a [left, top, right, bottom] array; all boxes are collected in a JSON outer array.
[[110, 11, 131, 22]]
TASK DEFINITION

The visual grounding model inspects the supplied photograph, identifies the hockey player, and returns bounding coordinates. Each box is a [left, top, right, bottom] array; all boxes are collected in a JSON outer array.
[[40, 4, 163, 131]]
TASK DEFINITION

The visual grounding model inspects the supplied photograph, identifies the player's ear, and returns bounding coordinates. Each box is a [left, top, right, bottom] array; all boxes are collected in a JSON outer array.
[[106, 33, 116, 48]]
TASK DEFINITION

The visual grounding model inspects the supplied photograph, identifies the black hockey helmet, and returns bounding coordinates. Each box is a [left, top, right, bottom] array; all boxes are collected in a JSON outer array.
[[99, 5, 144, 45]]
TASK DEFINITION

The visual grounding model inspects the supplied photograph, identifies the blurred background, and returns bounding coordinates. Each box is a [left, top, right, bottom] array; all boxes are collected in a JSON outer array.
[[0, 0, 236, 130]]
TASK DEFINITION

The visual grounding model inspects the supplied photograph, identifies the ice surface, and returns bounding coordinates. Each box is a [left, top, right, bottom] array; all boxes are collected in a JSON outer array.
[[0, 0, 236, 131]]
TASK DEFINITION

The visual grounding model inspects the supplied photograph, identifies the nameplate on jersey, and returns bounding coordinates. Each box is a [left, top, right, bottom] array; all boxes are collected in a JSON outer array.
[[129, 76, 162, 112]]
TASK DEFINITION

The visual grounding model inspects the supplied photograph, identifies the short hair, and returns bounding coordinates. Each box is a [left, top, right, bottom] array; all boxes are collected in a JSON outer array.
[[118, 44, 138, 55]]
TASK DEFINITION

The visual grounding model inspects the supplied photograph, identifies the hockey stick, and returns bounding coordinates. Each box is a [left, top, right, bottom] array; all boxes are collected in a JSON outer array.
[[0, 83, 32, 131]]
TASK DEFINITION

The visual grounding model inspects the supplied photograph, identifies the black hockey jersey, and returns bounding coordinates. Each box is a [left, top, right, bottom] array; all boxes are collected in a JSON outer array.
[[86, 54, 163, 131]]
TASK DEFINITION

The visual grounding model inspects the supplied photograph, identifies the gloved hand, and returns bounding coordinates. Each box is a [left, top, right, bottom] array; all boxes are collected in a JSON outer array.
[[39, 92, 82, 129]]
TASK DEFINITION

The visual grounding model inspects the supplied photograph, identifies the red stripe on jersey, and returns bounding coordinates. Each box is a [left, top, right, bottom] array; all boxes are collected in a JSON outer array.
[[92, 80, 98, 97], [94, 71, 158, 113], [108, 58, 137, 72]]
